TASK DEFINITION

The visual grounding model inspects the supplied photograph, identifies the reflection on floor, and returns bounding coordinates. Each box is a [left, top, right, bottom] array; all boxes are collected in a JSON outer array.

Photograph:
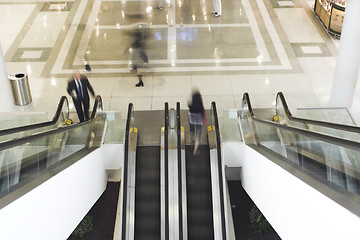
[[2, 0, 359, 124]]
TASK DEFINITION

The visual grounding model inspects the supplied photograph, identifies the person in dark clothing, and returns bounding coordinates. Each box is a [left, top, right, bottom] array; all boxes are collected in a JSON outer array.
[[188, 90, 207, 155], [130, 28, 148, 87], [67, 71, 95, 122]]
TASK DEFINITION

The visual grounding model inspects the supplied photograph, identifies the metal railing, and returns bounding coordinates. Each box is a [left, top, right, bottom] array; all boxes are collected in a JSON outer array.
[[241, 92, 360, 215], [0, 95, 103, 152], [0, 96, 69, 136], [164, 102, 169, 240], [242, 92, 360, 152], [210, 101, 227, 240], [276, 92, 360, 133], [121, 103, 135, 240]]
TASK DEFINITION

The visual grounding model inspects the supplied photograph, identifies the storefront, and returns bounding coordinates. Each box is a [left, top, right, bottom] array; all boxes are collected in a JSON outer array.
[[314, 0, 346, 37]]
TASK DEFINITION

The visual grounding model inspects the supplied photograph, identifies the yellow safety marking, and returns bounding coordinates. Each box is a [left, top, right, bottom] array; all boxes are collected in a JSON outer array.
[[273, 115, 278, 122], [181, 126, 184, 132], [208, 126, 212, 131], [161, 127, 164, 132], [212, 126, 216, 131], [134, 127, 138, 133], [130, 127, 133, 133]]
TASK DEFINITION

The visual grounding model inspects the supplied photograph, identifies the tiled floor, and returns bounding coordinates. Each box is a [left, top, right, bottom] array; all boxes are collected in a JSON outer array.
[[1, 0, 359, 123]]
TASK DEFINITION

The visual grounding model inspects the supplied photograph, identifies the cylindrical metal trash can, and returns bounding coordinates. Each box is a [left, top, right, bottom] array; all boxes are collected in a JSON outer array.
[[9, 73, 32, 106]]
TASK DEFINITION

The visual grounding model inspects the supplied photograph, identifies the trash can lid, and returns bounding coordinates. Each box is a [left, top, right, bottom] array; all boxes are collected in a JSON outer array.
[[9, 73, 26, 80], [15, 73, 25, 78]]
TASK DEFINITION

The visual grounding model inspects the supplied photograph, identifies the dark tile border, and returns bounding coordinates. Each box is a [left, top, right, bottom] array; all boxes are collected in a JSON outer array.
[[291, 43, 332, 57], [11, 48, 52, 62]]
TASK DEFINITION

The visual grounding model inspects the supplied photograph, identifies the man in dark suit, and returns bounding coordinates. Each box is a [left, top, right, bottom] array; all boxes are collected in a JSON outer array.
[[67, 71, 95, 122]]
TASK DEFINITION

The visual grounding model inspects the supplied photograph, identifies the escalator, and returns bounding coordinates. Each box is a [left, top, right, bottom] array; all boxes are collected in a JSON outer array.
[[185, 144, 214, 239], [0, 96, 70, 143], [134, 145, 161, 239], [240, 92, 360, 216], [120, 102, 227, 240], [120, 103, 161, 240], [184, 102, 226, 240], [0, 96, 104, 207]]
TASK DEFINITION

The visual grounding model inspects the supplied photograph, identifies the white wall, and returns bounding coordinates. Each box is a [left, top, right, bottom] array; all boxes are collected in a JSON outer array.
[[238, 145, 360, 240], [0, 148, 107, 240], [101, 144, 124, 169], [222, 142, 244, 167]]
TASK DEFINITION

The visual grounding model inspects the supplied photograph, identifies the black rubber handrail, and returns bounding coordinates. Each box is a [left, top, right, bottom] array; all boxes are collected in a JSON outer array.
[[164, 102, 169, 240], [243, 92, 360, 152], [121, 103, 133, 240], [0, 95, 103, 152], [0, 96, 69, 136], [211, 101, 227, 240], [276, 92, 360, 133], [176, 102, 183, 240]]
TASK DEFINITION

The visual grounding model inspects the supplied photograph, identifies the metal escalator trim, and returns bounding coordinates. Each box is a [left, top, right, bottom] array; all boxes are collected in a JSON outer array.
[[121, 103, 134, 240], [276, 92, 360, 133], [242, 93, 360, 152], [0, 96, 69, 136], [164, 102, 169, 240], [0, 95, 103, 152], [176, 102, 184, 240], [211, 102, 227, 240]]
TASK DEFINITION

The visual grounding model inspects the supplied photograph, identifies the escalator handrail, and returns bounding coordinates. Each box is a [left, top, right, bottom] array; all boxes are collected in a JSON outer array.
[[276, 92, 360, 133], [0, 96, 69, 136], [121, 103, 133, 240], [242, 92, 360, 152], [164, 102, 169, 240], [176, 102, 183, 240], [211, 101, 227, 240], [0, 95, 103, 152]]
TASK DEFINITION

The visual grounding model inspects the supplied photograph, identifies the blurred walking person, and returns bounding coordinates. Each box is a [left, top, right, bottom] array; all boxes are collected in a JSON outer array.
[[188, 90, 207, 155], [130, 27, 148, 87], [212, 0, 222, 17]]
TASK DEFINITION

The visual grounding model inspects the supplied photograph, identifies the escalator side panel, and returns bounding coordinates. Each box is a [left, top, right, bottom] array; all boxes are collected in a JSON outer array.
[[134, 146, 161, 240], [185, 145, 214, 240]]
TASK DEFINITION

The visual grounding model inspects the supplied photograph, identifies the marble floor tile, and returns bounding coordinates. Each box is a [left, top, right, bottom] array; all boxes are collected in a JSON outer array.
[[20, 12, 68, 48], [228, 74, 273, 95], [152, 75, 192, 96], [21, 50, 43, 59], [300, 46, 322, 54], [297, 57, 337, 96], [278, 1, 294, 7], [268, 74, 313, 94], [191, 75, 232, 96], [89, 77, 116, 98], [110, 96, 153, 112], [2, 0, 355, 128], [112, 76, 153, 97], [274, 8, 323, 43], [0, 4, 36, 54]]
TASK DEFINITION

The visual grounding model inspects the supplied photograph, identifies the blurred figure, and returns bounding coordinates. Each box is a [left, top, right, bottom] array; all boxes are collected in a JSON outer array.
[[67, 71, 95, 122], [212, 0, 222, 17], [188, 90, 207, 155], [129, 26, 149, 87]]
